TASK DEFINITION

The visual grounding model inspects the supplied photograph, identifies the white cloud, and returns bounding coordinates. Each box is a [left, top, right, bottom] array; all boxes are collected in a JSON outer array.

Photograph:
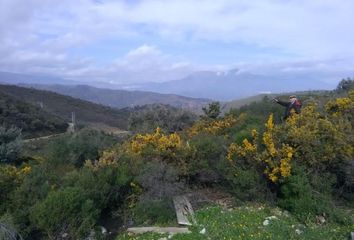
[[0, 0, 353, 84], [106, 44, 197, 83], [88, 0, 354, 58]]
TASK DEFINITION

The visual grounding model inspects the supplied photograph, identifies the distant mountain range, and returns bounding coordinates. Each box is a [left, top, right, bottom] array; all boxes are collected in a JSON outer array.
[[0, 69, 339, 102], [133, 69, 336, 100], [0, 71, 211, 112], [19, 84, 211, 112]]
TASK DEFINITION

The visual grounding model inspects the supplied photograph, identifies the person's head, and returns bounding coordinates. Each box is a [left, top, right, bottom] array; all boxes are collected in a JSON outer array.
[[289, 95, 297, 103]]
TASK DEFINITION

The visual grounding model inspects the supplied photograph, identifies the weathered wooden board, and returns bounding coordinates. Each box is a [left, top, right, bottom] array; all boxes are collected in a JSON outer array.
[[127, 227, 190, 235], [173, 195, 196, 226]]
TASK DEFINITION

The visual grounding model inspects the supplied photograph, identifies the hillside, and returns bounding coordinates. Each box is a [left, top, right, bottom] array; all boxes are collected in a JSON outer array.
[[0, 84, 133, 131], [20, 84, 210, 112], [1, 86, 353, 239], [0, 90, 68, 138]]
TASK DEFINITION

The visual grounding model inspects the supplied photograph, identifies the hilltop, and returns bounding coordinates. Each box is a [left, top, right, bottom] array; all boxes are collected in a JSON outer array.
[[0, 84, 132, 131]]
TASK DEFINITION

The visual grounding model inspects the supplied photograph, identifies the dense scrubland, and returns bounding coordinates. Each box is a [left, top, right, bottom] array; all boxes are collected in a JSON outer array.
[[0, 79, 353, 239]]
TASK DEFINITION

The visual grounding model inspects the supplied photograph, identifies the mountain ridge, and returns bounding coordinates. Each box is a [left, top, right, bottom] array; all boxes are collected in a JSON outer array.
[[19, 83, 211, 112]]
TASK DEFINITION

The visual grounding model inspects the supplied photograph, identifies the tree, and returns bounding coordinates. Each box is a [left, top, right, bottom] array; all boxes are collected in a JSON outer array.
[[336, 78, 354, 92], [202, 102, 221, 119], [0, 126, 22, 163]]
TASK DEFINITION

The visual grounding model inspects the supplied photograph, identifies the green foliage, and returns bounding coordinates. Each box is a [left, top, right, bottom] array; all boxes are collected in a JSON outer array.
[[46, 128, 117, 167], [117, 205, 354, 240], [0, 126, 22, 163], [336, 77, 354, 92], [226, 167, 271, 201], [229, 96, 283, 124], [0, 165, 20, 214], [1, 83, 354, 240], [64, 164, 131, 210], [132, 199, 175, 226], [0, 84, 132, 130], [9, 164, 60, 237], [202, 101, 221, 119], [137, 161, 185, 201], [278, 166, 353, 225], [129, 104, 196, 133], [278, 167, 329, 219], [0, 90, 68, 138], [188, 135, 226, 183], [30, 187, 99, 239]]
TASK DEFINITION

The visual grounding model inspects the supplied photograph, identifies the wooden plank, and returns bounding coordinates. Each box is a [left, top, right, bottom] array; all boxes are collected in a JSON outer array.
[[173, 195, 196, 226], [127, 227, 190, 235]]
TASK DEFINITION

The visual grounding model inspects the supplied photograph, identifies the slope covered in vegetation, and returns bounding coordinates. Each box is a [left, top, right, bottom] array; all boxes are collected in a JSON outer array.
[[0, 84, 132, 130], [0, 82, 353, 239], [0, 90, 68, 138]]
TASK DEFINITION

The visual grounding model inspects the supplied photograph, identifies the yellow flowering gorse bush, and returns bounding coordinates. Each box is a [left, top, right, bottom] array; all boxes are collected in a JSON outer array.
[[188, 115, 243, 137], [130, 127, 182, 155], [325, 90, 354, 117], [227, 114, 294, 183]]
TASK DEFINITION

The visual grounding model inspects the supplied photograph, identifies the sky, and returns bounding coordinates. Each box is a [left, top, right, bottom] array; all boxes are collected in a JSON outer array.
[[0, 0, 354, 84]]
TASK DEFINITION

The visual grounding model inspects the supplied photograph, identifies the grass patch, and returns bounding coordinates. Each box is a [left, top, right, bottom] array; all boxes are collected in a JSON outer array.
[[116, 204, 354, 240]]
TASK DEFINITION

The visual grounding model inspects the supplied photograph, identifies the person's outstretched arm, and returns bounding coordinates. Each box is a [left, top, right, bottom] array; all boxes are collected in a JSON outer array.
[[273, 98, 290, 107]]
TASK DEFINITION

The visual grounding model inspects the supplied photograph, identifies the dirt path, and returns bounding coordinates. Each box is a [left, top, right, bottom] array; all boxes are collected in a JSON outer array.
[[23, 132, 65, 143]]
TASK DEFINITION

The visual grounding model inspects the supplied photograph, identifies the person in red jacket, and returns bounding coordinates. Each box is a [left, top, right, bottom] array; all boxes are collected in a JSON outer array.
[[273, 95, 302, 119]]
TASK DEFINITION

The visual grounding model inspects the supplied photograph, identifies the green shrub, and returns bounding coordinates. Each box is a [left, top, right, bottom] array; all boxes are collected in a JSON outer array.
[[277, 167, 351, 224], [128, 104, 196, 133], [226, 166, 271, 201], [0, 126, 22, 163], [64, 164, 131, 210], [137, 161, 185, 201], [30, 187, 99, 239], [132, 199, 175, 226], [7, 164, 60, 238], [47, 128, 117, 167], [188, 135, 226, 183]]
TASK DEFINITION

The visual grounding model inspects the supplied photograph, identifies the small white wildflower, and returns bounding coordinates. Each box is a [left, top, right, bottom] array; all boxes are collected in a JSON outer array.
[[200, 228, 206, 234], [263, 219, 270, 226]]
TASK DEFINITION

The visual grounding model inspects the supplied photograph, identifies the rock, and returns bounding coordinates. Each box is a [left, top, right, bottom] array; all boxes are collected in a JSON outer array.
[[272, 208, 283, 216], [351, 232, 354, 240], [62, 233, 69, 238], [200, 228, 206, 234], [316, 215, 326, 225], [263, 219, 270, 226], [283, 210, 290, 217], [298, 224, 306, 229], [265, 216, 278, 220], [100, 226, 107, 235], [295, 229, 303, 235], [85, 230, 95, 240]]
